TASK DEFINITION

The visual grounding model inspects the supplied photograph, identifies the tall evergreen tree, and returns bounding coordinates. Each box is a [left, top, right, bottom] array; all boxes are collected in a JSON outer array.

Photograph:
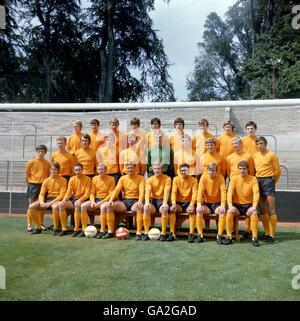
[[87, 0, 174, 102]]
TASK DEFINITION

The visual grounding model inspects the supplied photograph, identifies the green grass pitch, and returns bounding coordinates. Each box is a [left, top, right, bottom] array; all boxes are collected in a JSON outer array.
[[0, 216, 300, 301]]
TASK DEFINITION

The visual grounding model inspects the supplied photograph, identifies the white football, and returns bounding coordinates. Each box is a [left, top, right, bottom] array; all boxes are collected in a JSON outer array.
[[148, 228, 161, 240], [84, 225, 97, 238]]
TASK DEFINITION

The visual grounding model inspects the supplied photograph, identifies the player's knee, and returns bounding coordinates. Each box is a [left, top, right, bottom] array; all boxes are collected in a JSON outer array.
[[100, 205, 106, 213]]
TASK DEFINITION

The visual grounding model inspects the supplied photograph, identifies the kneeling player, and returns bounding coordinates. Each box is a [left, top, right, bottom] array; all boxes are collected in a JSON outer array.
[[29, 162, 67, 234], [196, 163, 226, 244], [106, 162, 145, 240], [81, 164, 115, 239], [225, 160, 260, 247], [169, 163, 197, 242], [144, 163, 171, 241], [59, 163, 91, 237]]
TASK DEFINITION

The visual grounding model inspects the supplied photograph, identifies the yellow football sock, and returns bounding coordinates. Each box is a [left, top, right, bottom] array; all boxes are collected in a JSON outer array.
[[245, 216, 250, 233], [27, 209, 32, 226], [169, 213, 176, 235], [136, 212, 143, 234], [30, 209, 41, 229], [100, 213, 107, 232], [261, 214, 270, 236], [106, 211, 115, 233], [60, 209, 68, 231], [250, 215, 259, 239], [74, 210, 81, 231], [226, 214, 233, 238], [143, 213, 151, 233], [269, 214, 277, 237], [218, 215, 226, 236], [38, 210, 44, 225], [196, 214, 203, 236], [52, 208, 60, 230], [81, 212, 89, 231], [161, 214, 168, 234], [189, 214, 196, 235]]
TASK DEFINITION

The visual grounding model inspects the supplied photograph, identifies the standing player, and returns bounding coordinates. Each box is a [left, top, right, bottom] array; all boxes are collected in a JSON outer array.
[[196, 162, 226, 244], [169, 163, 197, 242], [58, 163, 91, 237], [119, 132, 146, 176], [106, 162, 145, 240], [89, 119, 105, 152], [253, 136, 281, 242], [108, 118, 127, 160], [147, 131, 174, 177], [96, 133, 120, 183], [29, 162, 67, 234], [129, 117, 147, 153], [50, 136, 74, 181], [81, 164, 116, 239], [226, 137, 254, 178], [242, 121, 258, 156], [174, 135, 197, 176], [169, 117, 190, 154], [25, 145, 50, 232], [67, 120, 83, 155], [199, 137, 226, 177], [74, 134, 96, 178], [146, 117, 169, 149], [217, 120, 236, 160], [144, 163, 171, 241], [225, 160, 260, 247], [192, 119, 214, 157]]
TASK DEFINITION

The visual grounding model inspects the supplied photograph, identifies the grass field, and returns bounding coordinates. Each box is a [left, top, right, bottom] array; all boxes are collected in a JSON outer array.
[[0, 216, 300, 301]]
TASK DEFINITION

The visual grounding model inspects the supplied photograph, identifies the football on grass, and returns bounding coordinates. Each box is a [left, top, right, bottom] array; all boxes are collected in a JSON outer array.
[[115, 227, 129, 239]]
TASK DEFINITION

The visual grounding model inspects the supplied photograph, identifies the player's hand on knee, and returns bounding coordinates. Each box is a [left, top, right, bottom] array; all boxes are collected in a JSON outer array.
[[187, 206, 194, 214], [170, 204, 177, 212]]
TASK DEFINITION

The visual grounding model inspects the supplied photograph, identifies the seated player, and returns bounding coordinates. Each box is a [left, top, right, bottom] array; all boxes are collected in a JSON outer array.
[[50, 136, 74, 181], [144, 163, 171, 241], [253, 136, 281, 242], [88, 119, 105, 152], [106, 162, 145, 239], [147, 130, 174, 177], [81, 163, 115, 239], [169, 163, 198, 242], [216, 120, 236, 160], [174, 135, 197, 176], [225, 160, 260, 247], [192, 118, 214, 157], [74, 133, 96, 178], [29, 162, 67, 234], [25, 144, 50, 232], [196, 162, 226, 244], [96, 133, 120, 184], [58, 163, 91, 237], [67, 120, 83, 155], [226, 136, 254, 238], [242, 121, 258, 156], [119, 132, 146, 176]]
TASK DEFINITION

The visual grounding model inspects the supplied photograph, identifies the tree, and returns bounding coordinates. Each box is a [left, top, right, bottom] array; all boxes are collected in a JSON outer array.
[[87, 0, 174, 102], [187, 0, 300, 101], [0, 0, 23, 102]]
